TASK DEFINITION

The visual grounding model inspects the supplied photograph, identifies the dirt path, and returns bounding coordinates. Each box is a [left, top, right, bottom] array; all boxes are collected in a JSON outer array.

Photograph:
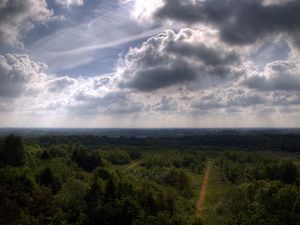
[[196, 161, 211, 217], [125, 161, 141, 170]]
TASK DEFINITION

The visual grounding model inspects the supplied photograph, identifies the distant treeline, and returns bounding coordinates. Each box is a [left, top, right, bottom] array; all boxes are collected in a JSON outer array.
[[31, 134, 300, 152]]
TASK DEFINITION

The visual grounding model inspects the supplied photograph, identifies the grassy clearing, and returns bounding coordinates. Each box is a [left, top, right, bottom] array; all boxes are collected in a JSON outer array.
[[190, 170, 204, 204], [196, 161, 211, 216], [190, 151, 221, 218], [110, 159, 142, 171], [201, 161, 231, 225]]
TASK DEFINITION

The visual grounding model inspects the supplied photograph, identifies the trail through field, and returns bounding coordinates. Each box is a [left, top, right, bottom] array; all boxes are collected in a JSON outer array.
[[196, 161, 211, 217], [126, 161, 141, 170]]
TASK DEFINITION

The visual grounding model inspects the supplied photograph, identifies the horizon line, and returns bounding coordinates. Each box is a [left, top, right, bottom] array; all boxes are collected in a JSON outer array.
[[1, 127, 300, 130]]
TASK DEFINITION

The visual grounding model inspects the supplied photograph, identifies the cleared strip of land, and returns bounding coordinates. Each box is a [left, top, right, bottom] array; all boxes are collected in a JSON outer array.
[[125, 161, 141, 170], [196, 161, 211, 216]]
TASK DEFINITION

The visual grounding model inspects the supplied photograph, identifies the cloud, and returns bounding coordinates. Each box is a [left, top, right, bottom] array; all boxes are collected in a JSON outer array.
[[119, 64, 199, 91], [55, 0, 84, 7], [1, 51, 300, 127], [93, 77, 111, 90], [130, 0, 164, 21], [69, 91, 144, 116], [192, 88, 266, 110], [0, 0, 54, 46], [149, 0, 300, 47], [271, 91, 300, 106], [154, 96, 178, 111], [47, 76, 76, 92], [26, 1, 164, 73], [0, 54, 47, 98], [0, 53, 144, 117], [118, 28, 242, 92], [243, 60, 300, 91]]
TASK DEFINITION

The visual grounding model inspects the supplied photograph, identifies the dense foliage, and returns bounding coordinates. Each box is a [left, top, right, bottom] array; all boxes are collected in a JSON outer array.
[[1, 135, 300, 225], [72, 146, 103, 172], [214, 151, 300, 225], [215, 181, 300, 225], [141, 150, 206, 172], [98, 148, 131, 165], [0, 135, 206, 225], [217, 151, 299, 184], [35, 134, 300, 152], [0, 135, 25, 166]]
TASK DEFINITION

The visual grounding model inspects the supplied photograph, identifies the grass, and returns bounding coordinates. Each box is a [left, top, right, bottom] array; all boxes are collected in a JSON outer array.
[[110, 159, 142, 171], [189, 151, 223, 220], [201, 161, 231, 225], [190, 170, 204, 204]]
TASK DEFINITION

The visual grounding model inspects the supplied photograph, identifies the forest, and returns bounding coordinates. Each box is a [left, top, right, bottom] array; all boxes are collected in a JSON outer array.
[[0, 134, 299, 225], [34, 133, 300, 152]]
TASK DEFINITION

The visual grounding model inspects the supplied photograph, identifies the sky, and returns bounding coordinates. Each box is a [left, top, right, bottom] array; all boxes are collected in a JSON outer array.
[[1, 0, 300, 128]]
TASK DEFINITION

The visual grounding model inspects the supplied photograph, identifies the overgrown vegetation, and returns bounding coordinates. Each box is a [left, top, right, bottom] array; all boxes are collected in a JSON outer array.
[[1, 135, 300, 225], [213, 151, 300, 225], [0, 135, 206, 225]]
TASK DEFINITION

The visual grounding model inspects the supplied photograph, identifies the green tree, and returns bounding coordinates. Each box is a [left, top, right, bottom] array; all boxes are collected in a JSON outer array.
[[278, 160, 298, 184], [72, 146, 102, 172], [0, 135, 25, 167], [37, 167, 61, 194]]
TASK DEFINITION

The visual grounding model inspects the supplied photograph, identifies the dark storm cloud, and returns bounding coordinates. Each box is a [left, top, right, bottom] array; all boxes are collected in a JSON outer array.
[[119, 29, 242, 92], [155, 0, 300, 46]]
